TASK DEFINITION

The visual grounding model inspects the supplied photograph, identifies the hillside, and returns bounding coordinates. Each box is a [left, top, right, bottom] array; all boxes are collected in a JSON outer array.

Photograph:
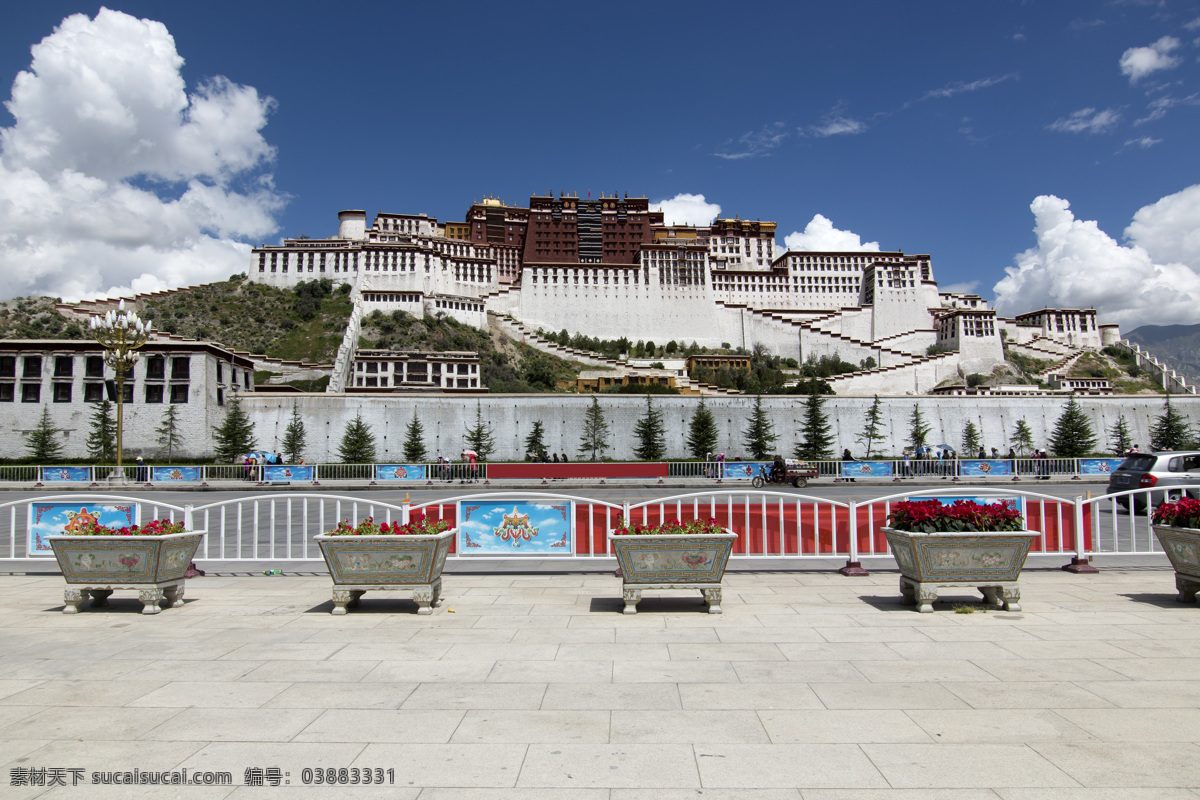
[[0, 296, 86, 340], [359, 309, 586, 392], [141, 276, 351, 363], [1125, 323, 1200, 385]]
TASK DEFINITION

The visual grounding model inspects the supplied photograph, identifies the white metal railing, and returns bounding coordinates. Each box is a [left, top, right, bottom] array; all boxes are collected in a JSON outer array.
[[4, 485, 1190, 566]]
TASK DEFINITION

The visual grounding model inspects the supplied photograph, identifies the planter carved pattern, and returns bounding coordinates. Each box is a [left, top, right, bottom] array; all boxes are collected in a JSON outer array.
[[1152, 525, 1200, 603], [49, 531, 205, 614], [608, 530, 737, 614], [314, 530, 454, 614], [882, 527, 1038, 613]]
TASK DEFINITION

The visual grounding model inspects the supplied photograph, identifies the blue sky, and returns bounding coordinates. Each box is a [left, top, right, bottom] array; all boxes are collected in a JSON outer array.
[[2, 2, 1199, 329]]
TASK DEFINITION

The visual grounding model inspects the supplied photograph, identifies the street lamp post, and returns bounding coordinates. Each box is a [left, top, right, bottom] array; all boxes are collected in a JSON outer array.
[[89, 300, 152, 482]]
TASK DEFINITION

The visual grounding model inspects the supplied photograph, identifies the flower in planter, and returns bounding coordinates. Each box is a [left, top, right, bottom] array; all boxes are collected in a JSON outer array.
[[71, 518, 186, 536], [886, 499, 1024, 533], [612, 517, 726, 535], [1152, 497, 1200, 528], [326, 514, 451, 536]]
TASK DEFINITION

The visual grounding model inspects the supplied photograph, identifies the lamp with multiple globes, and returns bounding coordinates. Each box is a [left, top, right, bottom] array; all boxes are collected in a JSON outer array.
[[88, 300, 153, 480]]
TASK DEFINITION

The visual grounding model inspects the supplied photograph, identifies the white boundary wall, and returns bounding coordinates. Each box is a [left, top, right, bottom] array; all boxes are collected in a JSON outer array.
[[241, 393, 1197, 463]]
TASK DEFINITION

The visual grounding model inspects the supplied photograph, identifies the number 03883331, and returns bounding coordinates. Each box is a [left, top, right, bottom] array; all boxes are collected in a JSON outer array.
[[301, 767, 394, 785]]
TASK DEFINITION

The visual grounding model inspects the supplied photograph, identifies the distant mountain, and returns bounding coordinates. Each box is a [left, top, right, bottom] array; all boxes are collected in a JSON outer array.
[[1125, 323, 1200, 385]]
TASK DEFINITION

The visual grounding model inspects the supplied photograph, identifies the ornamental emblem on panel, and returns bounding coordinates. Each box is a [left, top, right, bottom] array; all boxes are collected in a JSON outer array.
[[494, 506, 539, 548]]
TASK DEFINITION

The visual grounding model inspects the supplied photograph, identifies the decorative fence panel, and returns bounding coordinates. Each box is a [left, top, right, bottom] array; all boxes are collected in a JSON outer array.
[[2, 485, 1192, 566]]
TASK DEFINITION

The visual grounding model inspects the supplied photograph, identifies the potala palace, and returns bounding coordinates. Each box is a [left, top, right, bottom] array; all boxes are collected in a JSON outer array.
[[5, 192, 1195, 462], [249, 194, 1121, 396]]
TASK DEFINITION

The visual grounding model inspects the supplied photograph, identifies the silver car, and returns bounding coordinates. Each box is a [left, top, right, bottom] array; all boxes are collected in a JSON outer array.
[[1106, 451, 1200, 510]]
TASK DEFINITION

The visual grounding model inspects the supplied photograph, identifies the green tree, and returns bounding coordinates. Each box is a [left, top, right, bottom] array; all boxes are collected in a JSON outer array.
[[25, 406, 64, 461], [155, 403, 184, 461], [1108, 414, 1132, 455], [402, 410, 427, 462], [1151, 395, 1195, 451], [855, 395, 886, 458], [463, 401, 497, 460], [743, 394, 778, 460], [1011, 418, 1035, 455], [1048, 396, 1098, 458], [908, 404, 931, 450], [212, 391, 256, 462], [795, 391, 835, 460], [281, 402, 307, 463], [632, 394, 666, 460], [337, 411, 377, 463], [686, 397, 719, 458], [579, 396, 611, 460], [524, 420, 547, 459], [961, 420, 982, 456], [86, 399, 117, 462]]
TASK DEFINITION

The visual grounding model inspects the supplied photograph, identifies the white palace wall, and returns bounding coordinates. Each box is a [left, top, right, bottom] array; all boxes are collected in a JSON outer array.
[[238, 393, 1194, 463]]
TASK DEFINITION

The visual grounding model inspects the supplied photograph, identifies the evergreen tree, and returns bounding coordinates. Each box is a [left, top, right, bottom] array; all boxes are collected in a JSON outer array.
[[25, 406, 64, 461], [402, 410, 427, 462], [337, 411, 377, 463], [1108, 414, 1132, 455], [1011, 418, 1035, 455], [961, 421, 982, 456], [579, 396, 611, 460], [281, 402, 307, 463], [743, 394, 778, 460], [908, 404, 931, 450], [155, 403, 184, 461], [855, 395, 886, 458], [1048, 396, 1098, 457], [632, 394, 666, 460], [524, 420, 547, 459], [794, 391, 835, 460], [85, 399, 117, 462], [212, 391, 256, 462], [463, 401, 496, 460], [1151, 394, 1195, 451], [686, 397, 719, 458]]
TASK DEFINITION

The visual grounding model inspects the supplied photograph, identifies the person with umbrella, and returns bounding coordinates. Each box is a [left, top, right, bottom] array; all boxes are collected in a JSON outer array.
[[463, 449, 478, 482]]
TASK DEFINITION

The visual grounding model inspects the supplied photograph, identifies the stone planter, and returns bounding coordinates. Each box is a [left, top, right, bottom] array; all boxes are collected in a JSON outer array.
[[49, 531, 205, 615], [1152, 525, 1200, 603], [882, 527, 1039, 613], [314, 530, 455, 615], [607, 530, 737, 614]]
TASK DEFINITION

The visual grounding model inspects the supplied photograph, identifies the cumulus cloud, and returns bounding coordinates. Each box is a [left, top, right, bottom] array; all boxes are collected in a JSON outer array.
[[651, 193, 721, 227], [0, 8, 284, 301], [1126, 184, 1200, 268], [782, 215, 880, 252], [1119, 36, 1182, 83], [992, 192, 1200, 328], [1047, 107, 1122, 134]]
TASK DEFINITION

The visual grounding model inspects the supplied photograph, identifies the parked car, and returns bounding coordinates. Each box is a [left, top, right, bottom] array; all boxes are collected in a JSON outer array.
[[1106, 450, 1200, 511]]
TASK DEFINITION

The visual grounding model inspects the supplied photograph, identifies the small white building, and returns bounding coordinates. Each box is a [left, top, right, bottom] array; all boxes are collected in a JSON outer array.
[[0, 339, 256, 460]]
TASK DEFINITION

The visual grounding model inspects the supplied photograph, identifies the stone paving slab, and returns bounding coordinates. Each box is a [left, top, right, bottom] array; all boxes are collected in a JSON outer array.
[[2, 567, 1200, 796]]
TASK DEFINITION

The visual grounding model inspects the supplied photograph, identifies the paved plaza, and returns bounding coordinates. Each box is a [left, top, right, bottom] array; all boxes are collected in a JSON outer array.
[[2, 561, 1200, 798]]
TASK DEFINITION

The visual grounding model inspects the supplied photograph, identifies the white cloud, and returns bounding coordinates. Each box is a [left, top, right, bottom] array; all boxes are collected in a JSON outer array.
[[1047, 107, 1122, 134], [1123, 136, 1162, 148], [782, 215, 880, 252], [1185, 17, 1200, 31], [0, 8, 284, 301], [941, 281, 981, 295], [921, 73, 1019, 101], [1125, 184, 1200, 268], [713, 123, 787, 160], [1119, 35, 1182, 83], [803, 103, 867, 138], [992, 193, 1200, 328], [652, 193, 721, 227]]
